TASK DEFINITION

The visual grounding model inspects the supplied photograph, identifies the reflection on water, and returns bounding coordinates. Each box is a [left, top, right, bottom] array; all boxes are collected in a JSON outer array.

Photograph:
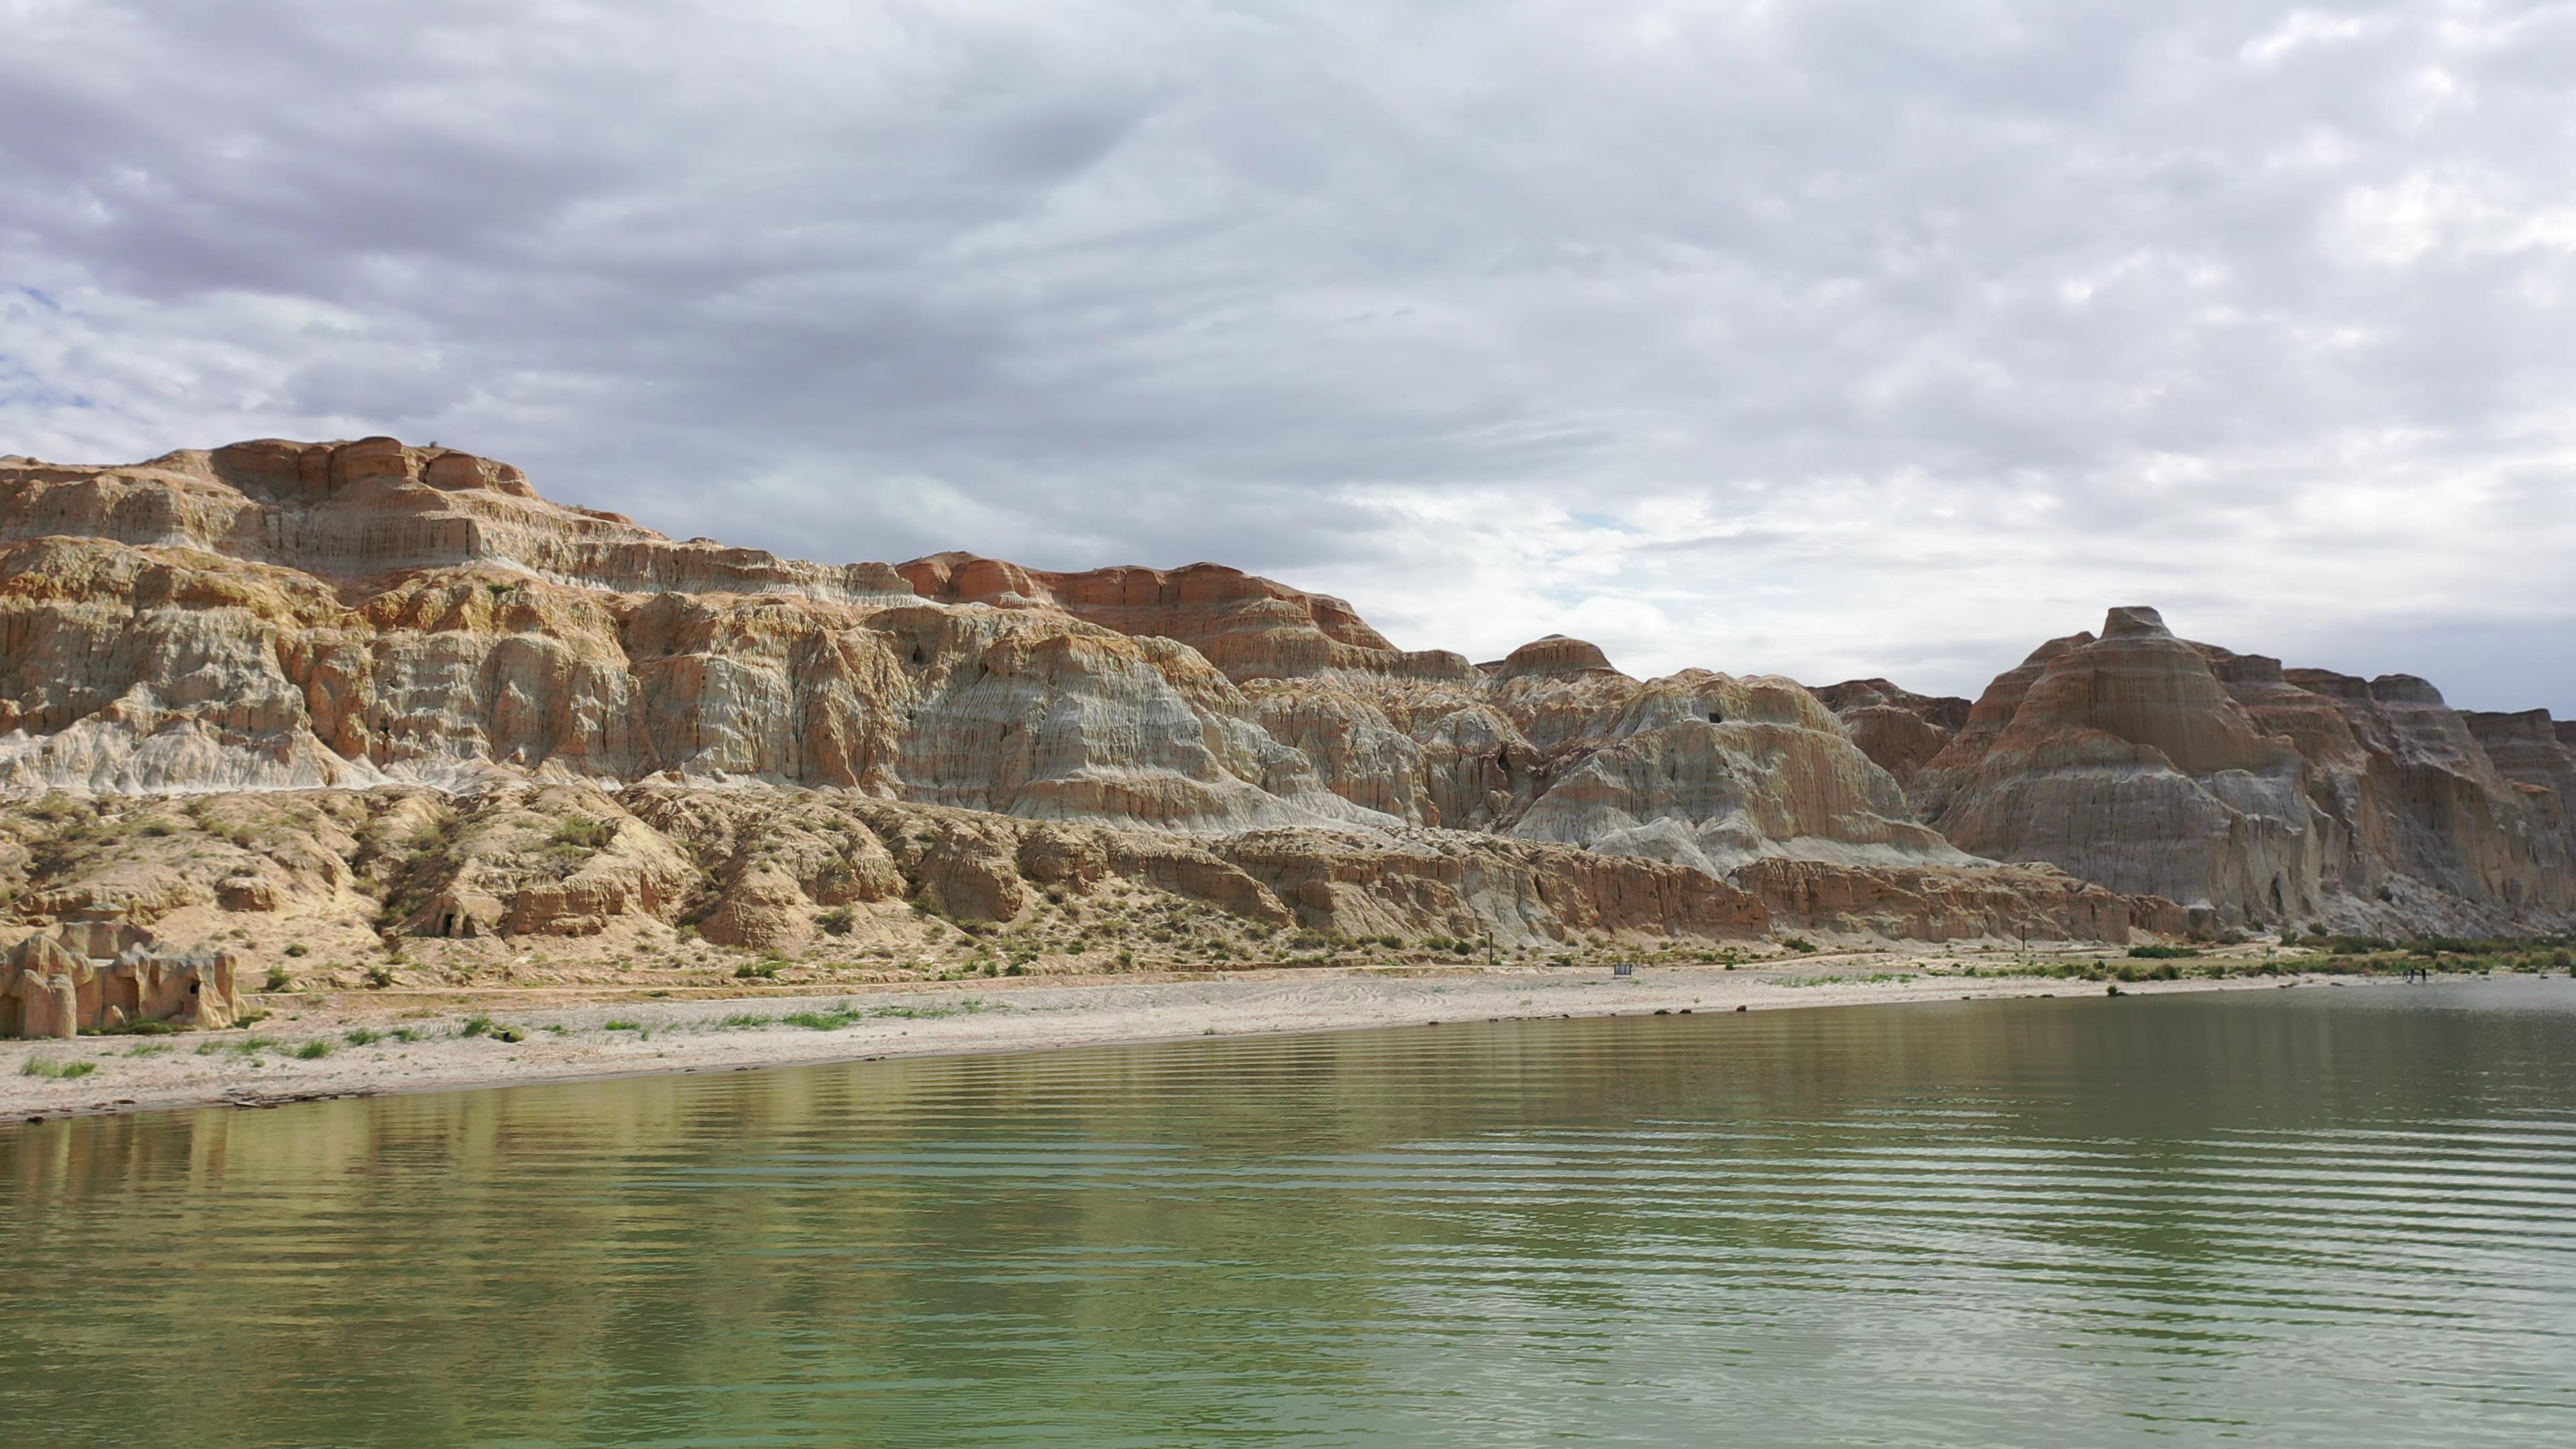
[[6, 983, 2575, 1447]]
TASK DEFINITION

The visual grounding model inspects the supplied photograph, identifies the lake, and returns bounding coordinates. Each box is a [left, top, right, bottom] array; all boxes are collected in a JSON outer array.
[[5, 982, 2573, 1447]]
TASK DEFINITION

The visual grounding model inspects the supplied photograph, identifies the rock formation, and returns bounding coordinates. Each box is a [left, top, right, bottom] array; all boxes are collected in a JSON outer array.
[[1, 912, 242, 1038], [2466, 710, 2576, 869], [896, 553, 1474, 683], [1811, 680, 1972, 789], [1907, 607, 2574, 934], [9, 438, 2559, 963]]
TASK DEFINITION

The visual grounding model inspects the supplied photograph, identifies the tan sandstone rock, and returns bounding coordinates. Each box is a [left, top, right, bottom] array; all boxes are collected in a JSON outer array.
[[0, 443, 2292, 949]]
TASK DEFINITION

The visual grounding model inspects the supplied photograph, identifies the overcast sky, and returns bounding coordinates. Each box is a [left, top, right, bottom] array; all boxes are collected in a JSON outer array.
[[5, 1, 2574, 712]]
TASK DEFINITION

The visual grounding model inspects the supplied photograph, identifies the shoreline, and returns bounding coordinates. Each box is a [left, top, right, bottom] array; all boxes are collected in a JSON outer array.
[[2, 954, 2409, 1124]]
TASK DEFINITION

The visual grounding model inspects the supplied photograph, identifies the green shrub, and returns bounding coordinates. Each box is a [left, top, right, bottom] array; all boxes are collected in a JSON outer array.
[[816, 908, 855, 937], [19, 1058, 96, 1079], [1780, 937, 1819, 954], [548, 817, 617, 851], [291, 1040, 333, 1060], [2127, 945, 2200, 959], [604, 1020, 643, 1032], [460, 1014, 494, 1038], [734, 960, 782, 980], [343, 1028, 384, 1046], [261, 968, 292, 992], [363, 966, 395, 989], [283, 944, 309, 958]]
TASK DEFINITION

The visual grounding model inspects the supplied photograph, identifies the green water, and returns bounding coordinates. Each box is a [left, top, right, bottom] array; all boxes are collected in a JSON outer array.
[[6, 984, 2574, 1447]]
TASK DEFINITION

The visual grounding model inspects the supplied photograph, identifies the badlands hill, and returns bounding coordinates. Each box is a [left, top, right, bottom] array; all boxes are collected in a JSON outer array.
[[1823, 606, 2575, 938], [0, 437, 2563, 987]]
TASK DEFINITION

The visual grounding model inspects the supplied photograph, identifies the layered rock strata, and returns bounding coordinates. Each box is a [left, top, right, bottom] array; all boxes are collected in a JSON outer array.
[[0, 439, 2099, 952], [1909, 607, 2574, 934], [0, 786, 1771, 975], [19, 439, 2553, 948], [0, 783, 2194, 1015], [1812, 680, 1972, 789]]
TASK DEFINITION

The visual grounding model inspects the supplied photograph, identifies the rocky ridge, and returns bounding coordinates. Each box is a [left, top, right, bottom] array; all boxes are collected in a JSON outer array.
[[1, 439, 2559, 973], [1832, 606, 2575, 936]]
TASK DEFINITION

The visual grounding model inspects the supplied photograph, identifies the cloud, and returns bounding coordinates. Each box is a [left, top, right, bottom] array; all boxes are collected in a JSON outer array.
[[3, 0, 2573, 712]]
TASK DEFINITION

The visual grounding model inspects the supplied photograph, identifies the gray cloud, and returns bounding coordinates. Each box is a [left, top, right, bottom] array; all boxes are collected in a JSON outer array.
[[4, 0, 2573, 710]]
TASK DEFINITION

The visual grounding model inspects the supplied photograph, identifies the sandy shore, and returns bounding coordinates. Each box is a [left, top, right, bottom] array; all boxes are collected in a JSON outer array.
[[2, 952, 2379, 1122]]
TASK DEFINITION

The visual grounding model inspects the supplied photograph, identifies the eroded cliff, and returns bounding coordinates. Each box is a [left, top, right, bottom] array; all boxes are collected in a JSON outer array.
[[10, 439, 2557, 956], [1900, 607, 2573, 934]]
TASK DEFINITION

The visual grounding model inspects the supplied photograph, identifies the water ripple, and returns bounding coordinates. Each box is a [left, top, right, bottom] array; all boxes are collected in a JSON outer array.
[[5, 985, 2574, 1447]]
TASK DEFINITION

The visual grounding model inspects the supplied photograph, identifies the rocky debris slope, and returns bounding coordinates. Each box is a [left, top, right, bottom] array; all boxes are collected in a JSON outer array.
[[0, 783, 2188, 1012], [1907, 607, 2574, 936]]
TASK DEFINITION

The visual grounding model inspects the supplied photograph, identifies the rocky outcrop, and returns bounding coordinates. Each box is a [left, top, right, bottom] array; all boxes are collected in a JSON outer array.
[[1811, 680, 1972, 788], [1911, 607, 2316, 926], [1740, 859, 2186, 944], [62, 439, 2576, 947], [1910, 607, 2574, 934], [1, 914, 243, 1038], [0, 784, 1780, 973], [896, 553, 1476, 684], [2467, 710, 2576, 868], [5, 437, 916, 600], [0, 443, 1986, 897]]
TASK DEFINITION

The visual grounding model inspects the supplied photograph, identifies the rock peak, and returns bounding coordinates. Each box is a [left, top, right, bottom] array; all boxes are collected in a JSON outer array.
[[2102, 605, 2172, 639], [1491, 635, 1620, 681]]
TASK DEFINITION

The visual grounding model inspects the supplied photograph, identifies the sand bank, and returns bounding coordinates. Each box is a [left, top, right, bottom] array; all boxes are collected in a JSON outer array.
[[1, 953, 2376, 1122]]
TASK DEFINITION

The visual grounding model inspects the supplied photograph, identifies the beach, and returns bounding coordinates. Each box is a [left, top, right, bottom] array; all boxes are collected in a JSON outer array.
[[2, 947, 2378, 1121]]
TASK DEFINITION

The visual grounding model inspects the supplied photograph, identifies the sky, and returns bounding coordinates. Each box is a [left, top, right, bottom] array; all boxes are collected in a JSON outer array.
[[5, 0, 2574, 712]]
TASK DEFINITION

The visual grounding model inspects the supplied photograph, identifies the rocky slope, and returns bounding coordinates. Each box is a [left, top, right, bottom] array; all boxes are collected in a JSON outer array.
[[11, 437, 2561, 967], [1858, 607, 2574, 936], [1810, 680, 1972, 790]]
